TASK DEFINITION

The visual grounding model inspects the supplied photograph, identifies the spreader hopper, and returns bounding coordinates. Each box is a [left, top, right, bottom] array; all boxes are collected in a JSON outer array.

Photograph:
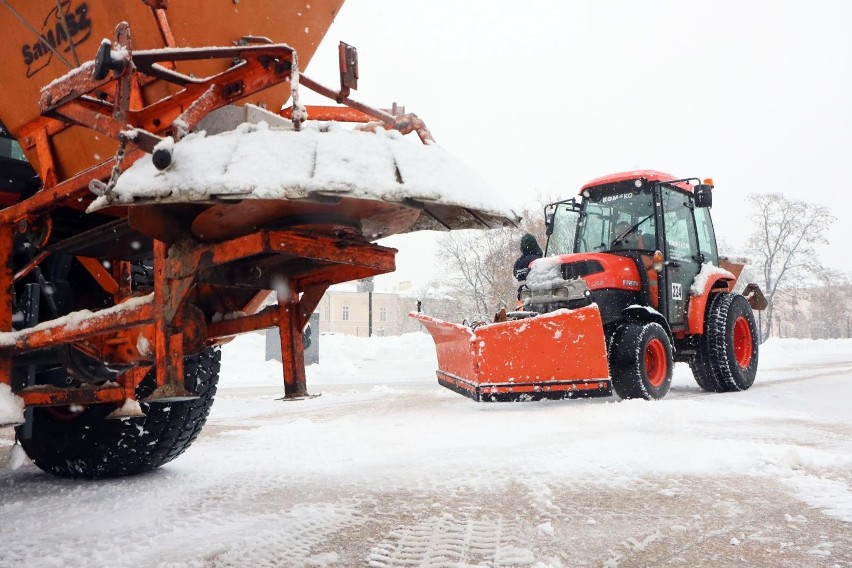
[[412, 306, 612, 402]]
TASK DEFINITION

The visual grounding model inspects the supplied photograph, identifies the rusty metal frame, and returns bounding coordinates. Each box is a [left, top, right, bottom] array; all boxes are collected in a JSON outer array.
[[0, 22, 419, 410], [1, 226, 397, 406]]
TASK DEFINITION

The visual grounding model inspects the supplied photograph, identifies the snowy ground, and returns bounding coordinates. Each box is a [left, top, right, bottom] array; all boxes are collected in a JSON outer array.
[[1, 333, 851, 567]]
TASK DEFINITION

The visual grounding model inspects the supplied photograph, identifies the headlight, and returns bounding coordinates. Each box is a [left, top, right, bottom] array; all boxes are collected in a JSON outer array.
[[553, 287, 572, 299], [520, 287, 532, 300]]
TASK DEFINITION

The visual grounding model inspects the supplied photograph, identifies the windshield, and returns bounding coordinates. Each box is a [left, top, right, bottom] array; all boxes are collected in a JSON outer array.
[[577, 184, 656, 253]]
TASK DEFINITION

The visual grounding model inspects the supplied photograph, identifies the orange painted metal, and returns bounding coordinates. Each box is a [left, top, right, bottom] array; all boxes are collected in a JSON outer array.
[[13, 250, 50, 283], [1, 15, 427, 410], [718, 257, 745, 291], [148, 239, 192, 400], [278, 286, 308, 398], [299, 75, 436, 144], [18, 364, 151, 407], [0, 225, 13, 387], [0, 158, 130, 225], [207, 306, 280, 342], [190, 198, 422, 244], [1, 297, 154, 354], [41, 40, 298, 152], [18, 384, 127, 407], [686, 269, 735, 335], [76, 256, 120, 294], [281, 105, 375, 123], [411, 306, 611, 401], [581, 171, 693, 194], [0, 0, 344, 181], [536, 252, 642, 293]]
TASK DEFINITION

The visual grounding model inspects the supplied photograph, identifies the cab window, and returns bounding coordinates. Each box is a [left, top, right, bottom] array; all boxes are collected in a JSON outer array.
[[577, 184, 656, 253], [693, 207, 719, 264], [661, 186, 699, 262], [546, 202, 580, 256]]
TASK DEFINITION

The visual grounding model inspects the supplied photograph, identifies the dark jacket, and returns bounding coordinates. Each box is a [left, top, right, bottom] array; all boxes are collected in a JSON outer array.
[[513, 234, 543, 282]]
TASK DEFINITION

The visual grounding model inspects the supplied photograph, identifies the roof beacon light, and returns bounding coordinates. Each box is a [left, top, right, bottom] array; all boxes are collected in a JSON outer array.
[[703, 178, 714, 187]]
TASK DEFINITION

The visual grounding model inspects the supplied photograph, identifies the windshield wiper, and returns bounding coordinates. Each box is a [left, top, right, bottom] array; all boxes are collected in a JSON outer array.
[[611, 214, 653, 248]]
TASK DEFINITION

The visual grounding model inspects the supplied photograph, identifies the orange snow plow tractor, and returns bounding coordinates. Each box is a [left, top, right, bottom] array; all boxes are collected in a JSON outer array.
[[0, 1, 516, 478], [413, 171, 767, 402]]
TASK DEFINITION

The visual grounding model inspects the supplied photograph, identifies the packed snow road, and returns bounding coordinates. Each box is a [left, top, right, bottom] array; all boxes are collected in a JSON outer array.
[[2, 335, 851, 567]]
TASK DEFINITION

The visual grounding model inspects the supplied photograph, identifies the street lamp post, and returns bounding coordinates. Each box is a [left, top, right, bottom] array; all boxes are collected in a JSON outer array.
[[358, 277, 375, 337]]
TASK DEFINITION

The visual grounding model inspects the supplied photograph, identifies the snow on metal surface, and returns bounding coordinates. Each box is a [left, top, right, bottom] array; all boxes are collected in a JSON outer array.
[[690, 262, 735, 296], [93, 121, 519, 225], [0, 384, 24, 425], [0, 293, 153, 347], [525, 257, 564, 292]]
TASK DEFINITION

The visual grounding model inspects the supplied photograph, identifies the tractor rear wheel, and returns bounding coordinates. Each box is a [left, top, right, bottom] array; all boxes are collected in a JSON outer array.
[[609, 322, 673, 400], [690, 292, 758, 392], [15, 349, 220, 479]]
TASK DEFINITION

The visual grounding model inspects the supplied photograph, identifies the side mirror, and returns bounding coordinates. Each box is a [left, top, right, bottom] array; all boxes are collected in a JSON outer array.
[[694, 183, 713, 208], [545, 212, 555, 235]]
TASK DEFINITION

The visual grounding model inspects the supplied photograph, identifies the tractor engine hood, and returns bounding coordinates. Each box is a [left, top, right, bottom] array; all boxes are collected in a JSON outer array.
[[528, 253, 642, 293], [521, 253, 642, 310]]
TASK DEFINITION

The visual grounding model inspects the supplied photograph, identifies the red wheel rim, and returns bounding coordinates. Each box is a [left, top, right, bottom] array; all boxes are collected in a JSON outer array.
[[644, 337, 667, 388], [733, 315, 753, 368]]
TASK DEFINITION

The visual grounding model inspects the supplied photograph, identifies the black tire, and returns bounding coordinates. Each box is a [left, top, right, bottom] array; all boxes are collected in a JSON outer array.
[[690, 293, 758, 393], [609, 322, 673, 400], [16, 348, 220, 479]]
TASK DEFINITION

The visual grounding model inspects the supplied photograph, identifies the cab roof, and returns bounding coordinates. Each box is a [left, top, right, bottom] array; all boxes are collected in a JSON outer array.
[[580, 170, 692, 193]]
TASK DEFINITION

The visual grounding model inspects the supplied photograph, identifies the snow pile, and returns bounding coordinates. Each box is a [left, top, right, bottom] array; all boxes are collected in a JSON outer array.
[[219, 331, 438, 388], [0, 383, 24, 425], [689, 261, 735, 296], [524, 257, 564, 291], [95, 121, 517, 224], [2, 334, 852, 565]]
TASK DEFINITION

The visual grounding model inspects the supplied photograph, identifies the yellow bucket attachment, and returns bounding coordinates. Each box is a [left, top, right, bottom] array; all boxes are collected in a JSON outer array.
[[411, 305, 611, 402]]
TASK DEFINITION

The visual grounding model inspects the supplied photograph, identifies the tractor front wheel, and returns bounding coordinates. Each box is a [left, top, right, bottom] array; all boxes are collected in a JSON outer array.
[[609, 322, 673, 400], [690, 293, 759, 392], [16, 349, 220, 479]]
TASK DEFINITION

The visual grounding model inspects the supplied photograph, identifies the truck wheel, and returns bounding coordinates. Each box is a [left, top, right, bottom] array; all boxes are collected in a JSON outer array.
[[15, 348, 220, 479], [609, 322, 673, 400], [691, 293, 758, 392]]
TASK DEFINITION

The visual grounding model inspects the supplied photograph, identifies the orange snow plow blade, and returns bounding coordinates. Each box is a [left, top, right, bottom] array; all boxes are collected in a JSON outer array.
[[411, 306, 611, 402]]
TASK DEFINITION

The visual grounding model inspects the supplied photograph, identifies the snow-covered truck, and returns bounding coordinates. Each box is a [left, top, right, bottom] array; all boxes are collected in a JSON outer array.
[[0, 1, 516, 478]]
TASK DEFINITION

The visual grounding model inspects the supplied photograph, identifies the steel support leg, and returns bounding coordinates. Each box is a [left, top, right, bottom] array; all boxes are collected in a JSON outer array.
[[278, 284, 308, 399], [145, 239, 196, 402]]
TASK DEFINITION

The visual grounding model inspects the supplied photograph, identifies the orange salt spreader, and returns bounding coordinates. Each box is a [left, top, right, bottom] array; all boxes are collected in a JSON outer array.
[[0, 0, 517, 479]]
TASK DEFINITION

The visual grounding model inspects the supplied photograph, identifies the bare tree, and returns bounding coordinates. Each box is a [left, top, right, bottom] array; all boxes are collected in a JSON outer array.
[[746, 193, 835, 340], [436, 228, 515, 318], [435, 198, 552, 321], [809, 269, 851, 339]]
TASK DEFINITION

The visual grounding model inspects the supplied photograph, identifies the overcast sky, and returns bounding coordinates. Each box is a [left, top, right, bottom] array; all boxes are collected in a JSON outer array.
[[303, 1, 852, 288]]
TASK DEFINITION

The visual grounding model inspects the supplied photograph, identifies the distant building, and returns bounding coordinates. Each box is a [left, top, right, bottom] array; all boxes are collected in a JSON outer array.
[[316, 290, 407, 337], [314, 282, 460, 337]]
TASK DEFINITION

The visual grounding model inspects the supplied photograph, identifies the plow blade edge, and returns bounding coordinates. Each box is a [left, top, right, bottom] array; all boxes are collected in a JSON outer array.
[[411, 306, 611, 402]]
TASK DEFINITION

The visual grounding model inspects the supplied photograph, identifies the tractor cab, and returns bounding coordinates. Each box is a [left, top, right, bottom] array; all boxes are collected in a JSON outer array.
[[541, 171, 718, 332]]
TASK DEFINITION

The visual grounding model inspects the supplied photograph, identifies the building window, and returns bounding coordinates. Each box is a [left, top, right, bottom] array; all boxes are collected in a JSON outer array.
[[323, 302, 330, 321], [342, 305, 350, 321], [377, 327, 385, 337], [379, 306, 387, 322]]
